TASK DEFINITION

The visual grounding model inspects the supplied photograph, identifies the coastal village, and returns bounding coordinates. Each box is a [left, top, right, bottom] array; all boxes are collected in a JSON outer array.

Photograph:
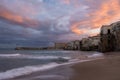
[[16, 21, 120, 53]]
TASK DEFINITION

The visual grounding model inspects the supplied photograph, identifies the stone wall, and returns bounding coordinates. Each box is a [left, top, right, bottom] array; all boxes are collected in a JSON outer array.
[[65, 40, 81, 50], [111, 22, 120, 51], [80, 36, 100, 51], [54, 43, 67, 49], [99, 21, 120, 52]]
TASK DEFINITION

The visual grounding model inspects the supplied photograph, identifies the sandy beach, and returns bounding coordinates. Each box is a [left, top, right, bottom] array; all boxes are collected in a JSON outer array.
[[70, 52, 120, 80]]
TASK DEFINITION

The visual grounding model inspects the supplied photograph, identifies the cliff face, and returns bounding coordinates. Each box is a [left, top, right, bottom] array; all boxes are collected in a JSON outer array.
[[65, 40, 81, 50], [111, 22, 120, 51], [99, 21, 120, 52], [80, 36, 100, 51]]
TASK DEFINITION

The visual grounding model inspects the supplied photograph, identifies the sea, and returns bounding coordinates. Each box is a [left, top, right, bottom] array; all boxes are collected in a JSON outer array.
[[0, 49, 104, 80]]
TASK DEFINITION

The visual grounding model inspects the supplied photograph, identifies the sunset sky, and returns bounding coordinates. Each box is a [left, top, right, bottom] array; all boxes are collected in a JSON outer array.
[[0, 0, 120, 48]]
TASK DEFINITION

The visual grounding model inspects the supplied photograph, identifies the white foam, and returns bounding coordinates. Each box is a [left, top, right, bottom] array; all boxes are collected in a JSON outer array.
[[22, 55, 71, 60], [0, 54, 71, 60], [87, 52, 104, 58], [0, 53, 20, 57], [0, 63, 59, 80], [0, 58, 93, 80], [0, 52, 105, 80]]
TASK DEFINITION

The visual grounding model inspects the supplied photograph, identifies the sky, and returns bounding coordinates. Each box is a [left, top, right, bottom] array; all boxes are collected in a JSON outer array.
[[0, 0, 120, 48]]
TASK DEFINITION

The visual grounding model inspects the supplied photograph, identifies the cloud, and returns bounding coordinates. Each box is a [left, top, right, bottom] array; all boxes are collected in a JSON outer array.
[[0, 0, 120, 47], [0, 6, 40, 27], [71, 0, 120, 36]]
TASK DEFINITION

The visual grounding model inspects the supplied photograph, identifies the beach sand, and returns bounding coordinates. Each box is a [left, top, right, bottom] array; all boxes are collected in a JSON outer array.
[[70, 52, 120, 80]]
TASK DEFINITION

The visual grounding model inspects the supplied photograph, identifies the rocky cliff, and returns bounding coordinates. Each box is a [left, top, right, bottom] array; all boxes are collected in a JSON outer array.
[[99, 21, 120, 52], [80, 36, 100, 51]]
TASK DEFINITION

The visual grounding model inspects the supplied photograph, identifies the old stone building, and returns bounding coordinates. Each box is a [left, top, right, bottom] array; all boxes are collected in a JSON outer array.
[[54, 43, 67, 49], [65, 40, 81, 50], [80, 36, 100, 51], [99, 25, 114, 52], [99, 21, 120, 52], [111, 21, 120, 51]]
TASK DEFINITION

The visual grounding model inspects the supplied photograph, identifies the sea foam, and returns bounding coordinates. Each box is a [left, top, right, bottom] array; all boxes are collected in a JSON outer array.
[[0, 59, 91, 80], [0, 52, 104, 80], [0, 63, 59, 80], [0, 53, 71, 60]]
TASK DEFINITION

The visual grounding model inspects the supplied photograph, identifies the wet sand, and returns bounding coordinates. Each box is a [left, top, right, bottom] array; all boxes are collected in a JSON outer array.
[[70, 52, 120, 80], [8, 65, 74, 80]]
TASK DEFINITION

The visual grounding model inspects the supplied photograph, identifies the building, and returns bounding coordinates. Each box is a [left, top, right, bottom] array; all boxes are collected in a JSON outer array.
[[54, 43, 67, 49], [80, 36, 100, 51], [65, 40, 81, 50], [99, 25, 114, 52], [111, 21, 120, 51], [99, 21, 120, 52]]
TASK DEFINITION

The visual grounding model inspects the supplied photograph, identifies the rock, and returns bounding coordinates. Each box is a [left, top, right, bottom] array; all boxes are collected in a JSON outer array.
[[99, 21, 120, 52], [80, 36, 100, 51], [111, 22, 120, 51], [65, 40, 81, 50]]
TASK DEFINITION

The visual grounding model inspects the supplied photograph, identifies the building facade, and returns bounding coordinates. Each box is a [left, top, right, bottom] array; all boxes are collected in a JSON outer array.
[[54, 43, 67, 49]]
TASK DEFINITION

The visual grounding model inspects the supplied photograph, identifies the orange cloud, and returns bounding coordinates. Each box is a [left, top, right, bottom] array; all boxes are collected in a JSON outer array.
[[91, 0, 120, 28], [71, 21, 89, 35], [0, 6, 39, 27], [71, 0, 120, 35]]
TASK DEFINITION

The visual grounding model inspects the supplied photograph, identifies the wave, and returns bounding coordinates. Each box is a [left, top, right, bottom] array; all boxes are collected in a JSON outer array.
[[0, 52, 104, 79], [0, 63, 59, 80], [0, 59, 93, 80], [0, 53, 20, 57], [0, 53, 71, 60], [0, 56, 104, 80], [87, 52, 104, 58]]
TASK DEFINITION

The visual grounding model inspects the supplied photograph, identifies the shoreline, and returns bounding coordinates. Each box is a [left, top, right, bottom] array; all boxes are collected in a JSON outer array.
[[70, 52, 120, 80], [4, 52, 120, 80], [5, 52, 120, 80], [7, 64, 74, 80], [6, 54, 104, 80]]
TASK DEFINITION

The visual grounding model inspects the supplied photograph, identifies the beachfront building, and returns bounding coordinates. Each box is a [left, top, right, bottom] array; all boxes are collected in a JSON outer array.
[[65, 41, 74, 50], [99, 25, 114, 52], [80, 36, 100, 51], [54, 43, 67, 49], [111, 21, 120, 51], [65, 40, 81, 50], [99, 21, 120, 52]]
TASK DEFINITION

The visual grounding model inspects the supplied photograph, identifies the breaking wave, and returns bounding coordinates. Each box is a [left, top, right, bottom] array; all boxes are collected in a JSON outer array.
[[0, 59, 92, 80], [0, 53, 71, 60], [0, 63, 59, 80], [87, 52, 104, 58], [0, 52, 104, 80], [0, 53, 20, 57]]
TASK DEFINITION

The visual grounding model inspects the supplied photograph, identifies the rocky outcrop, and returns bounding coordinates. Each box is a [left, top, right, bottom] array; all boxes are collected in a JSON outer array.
[[111, 22, 120, 51], [65, 40, 81, 50], [80, 36, 100, 51], [99, 21, 120, 52], [99, 25, 115, 52]]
